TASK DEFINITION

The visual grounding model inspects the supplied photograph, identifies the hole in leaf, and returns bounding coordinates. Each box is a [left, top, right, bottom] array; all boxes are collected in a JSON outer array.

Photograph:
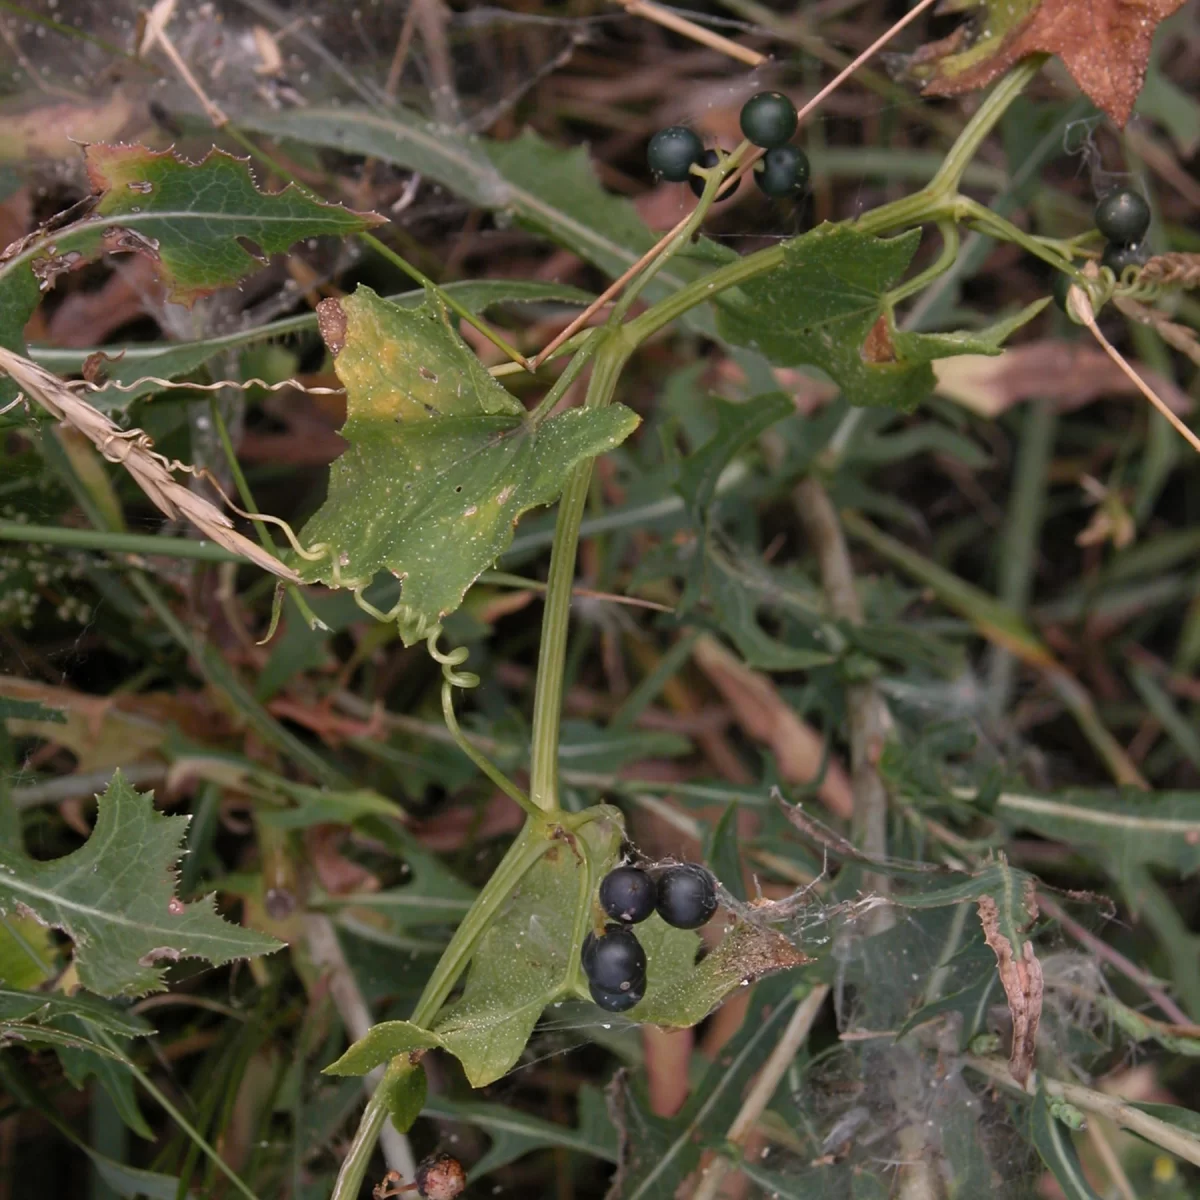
[[236, 235, 266, 260]]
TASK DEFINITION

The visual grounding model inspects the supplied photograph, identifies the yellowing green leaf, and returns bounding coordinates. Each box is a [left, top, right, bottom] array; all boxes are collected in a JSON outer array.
[[295, 287, 640, 642], [0, 772, 282, 997]]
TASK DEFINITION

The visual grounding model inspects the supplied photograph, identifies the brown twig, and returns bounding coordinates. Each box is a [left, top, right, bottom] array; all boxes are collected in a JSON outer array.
[[966, 1055, 1200, 1168], [139, 0, 229, 127], [613, 0, 767, 66], [0, 346, 300, 583], [1069, 283, 1200, 455], [691, 985, 831, 1200], [1038, 892, 1190, 1025], [794, 478, 892, 906]]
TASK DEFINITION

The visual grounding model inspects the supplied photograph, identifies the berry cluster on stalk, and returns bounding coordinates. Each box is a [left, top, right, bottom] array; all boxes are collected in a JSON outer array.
[[1095, 187, 1151, 278], [646, 90, 811, 202], [581, 857, 719, 1012]]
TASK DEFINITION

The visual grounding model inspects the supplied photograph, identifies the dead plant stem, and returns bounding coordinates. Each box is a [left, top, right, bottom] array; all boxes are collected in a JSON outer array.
[[794, 478, 892, 911], [691, 986, 830, 1200]]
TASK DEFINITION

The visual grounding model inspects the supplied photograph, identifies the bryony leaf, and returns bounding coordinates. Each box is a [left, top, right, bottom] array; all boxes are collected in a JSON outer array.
[[0, 143, 382, 402], [918, 0, 1187, 128], [629, 916, 808, 1027], [295, 287, 640, 642], [0, 771, 282, 997], [431, 818, 622, 1087], [716, 226, 1039, 411]]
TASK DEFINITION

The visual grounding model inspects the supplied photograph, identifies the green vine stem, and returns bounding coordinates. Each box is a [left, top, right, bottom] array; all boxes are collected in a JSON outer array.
[[432, 636, 541, 820], [527, 334, 634, 813], [329, 819, 554, 1200]]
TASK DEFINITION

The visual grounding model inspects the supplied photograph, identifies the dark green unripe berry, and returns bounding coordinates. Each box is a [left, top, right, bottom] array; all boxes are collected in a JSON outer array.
[[755, 145, 810, 197], [589, 979, 643, 1012], [740, 91, 798, 149], [1094, 189, 1151, 246], [647, 126, 704, 182], [655, 864, 718, 929], [1101, 241, 1149, 278], [689, 149, 739, 201]]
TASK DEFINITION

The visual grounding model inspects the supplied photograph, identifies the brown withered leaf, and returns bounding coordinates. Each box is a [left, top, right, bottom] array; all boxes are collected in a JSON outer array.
[[692, 635, 854, 819], [922, 0, 1187, 128], [978, 886, 1044, 1086], [933, 339, 1193, 418]]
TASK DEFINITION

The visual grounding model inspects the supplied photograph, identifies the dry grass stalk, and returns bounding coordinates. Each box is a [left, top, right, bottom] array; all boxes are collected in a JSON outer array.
[[1114, 295, 1200, 367], [0, 344, 301, 582], [613, 0, 767, 66], [1136, 252, 1200, 290], [1067, 278, 1200, 456]]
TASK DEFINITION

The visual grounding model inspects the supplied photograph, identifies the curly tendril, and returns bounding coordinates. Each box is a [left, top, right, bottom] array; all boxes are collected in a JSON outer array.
[[427, 631, 540, 819], [426, 633, 480, 690]]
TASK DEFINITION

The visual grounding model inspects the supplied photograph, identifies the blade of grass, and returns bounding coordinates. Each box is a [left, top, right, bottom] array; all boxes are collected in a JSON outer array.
[[1127, 662, 1200, 774], [986, 398, 1057, 718], [842, 511, 1147, 788]]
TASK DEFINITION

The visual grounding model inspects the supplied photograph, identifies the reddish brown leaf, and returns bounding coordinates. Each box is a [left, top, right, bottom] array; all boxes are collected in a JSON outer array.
[[923, 0, 1187, 128]]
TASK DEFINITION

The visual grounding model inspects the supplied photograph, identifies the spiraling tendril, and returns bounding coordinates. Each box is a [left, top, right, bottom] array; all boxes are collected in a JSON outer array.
[[427, 630, 540, 819]]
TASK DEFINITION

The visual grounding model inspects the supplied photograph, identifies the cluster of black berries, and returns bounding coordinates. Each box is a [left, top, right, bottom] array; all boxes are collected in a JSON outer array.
[[1055, 186, 1152, 312], [1095, 187, 1151, 277], [646, 91, 810, 201], [581, 860, 719, 1013]]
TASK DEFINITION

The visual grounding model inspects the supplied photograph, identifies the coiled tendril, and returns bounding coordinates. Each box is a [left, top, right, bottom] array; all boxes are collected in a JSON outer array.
[[428, 630, 540, 819]]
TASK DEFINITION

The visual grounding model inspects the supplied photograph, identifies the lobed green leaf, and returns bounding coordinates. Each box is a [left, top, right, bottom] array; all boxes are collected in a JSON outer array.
[[0, 771, 282, 997]]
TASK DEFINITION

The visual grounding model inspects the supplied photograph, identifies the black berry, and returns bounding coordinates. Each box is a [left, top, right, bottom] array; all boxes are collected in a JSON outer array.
[[1094, 189, 1151, 246], [589, 978, 644, 1013], [414, 1152, 466, 1200], [740, 91, 798, 149], [1101, 241, 1149, 278], [756, 145, 810, 197], [582, 924, 647, 993], [647, 126, 704, 183], [599, 866, 656, 924], [689, 149, 740, 200], [655, 864, 718, 929]]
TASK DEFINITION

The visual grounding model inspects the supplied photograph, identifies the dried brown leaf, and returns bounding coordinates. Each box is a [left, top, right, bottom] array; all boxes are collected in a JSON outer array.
[[933, 340, 1193, 418], [978, 889, 1044, 1086], [692, 635, 854, 819], [922, 0, 1187, 127], [1115, 296, 1200, 367]]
